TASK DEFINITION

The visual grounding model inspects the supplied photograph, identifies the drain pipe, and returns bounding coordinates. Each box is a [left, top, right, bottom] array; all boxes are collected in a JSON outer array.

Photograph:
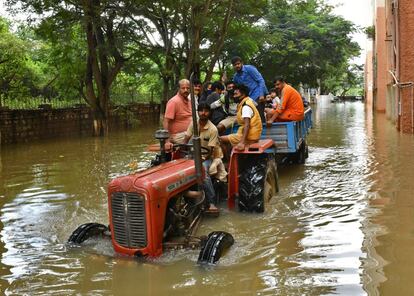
[[388, 70, 414, 133], [189, 72, 203, 189]]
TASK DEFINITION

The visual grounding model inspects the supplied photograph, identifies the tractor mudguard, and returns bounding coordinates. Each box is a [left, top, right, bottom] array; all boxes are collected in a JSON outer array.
[[68, 223, 109, 244], [197, 231, 234, 264]]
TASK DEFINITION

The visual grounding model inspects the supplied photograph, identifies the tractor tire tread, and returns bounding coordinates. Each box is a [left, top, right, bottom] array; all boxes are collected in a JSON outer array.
[[238, 155, 276, 213], [68, 223, 108, 244], [197, 231, 234, 264]]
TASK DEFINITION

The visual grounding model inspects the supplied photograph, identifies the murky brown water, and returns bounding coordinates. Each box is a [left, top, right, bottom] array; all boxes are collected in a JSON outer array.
[[1, 98, 414, 295]]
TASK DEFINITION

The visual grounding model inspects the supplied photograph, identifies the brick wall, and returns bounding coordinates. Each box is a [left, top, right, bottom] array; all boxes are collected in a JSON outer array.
[[0, 104, 160, 145], [375, 5, 387, 113], [398, 0, 414, 133]]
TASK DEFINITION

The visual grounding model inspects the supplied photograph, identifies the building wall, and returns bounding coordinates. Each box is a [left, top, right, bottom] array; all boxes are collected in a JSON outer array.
[[365, 50, 374, 111], [398, 0, 414, 133], [385, 0, 398, 123], [367, 0, 414, 133], [374, 4, 387, 113]]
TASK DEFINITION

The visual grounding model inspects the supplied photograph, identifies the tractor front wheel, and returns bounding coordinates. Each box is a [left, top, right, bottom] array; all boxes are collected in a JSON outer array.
[[197, 231, 234, 264]]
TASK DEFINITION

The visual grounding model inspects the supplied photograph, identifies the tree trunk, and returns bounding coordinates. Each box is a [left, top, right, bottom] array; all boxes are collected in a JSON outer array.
[[160, 76, 170, 118], [185, 1, 211, 78], [82, 0, 123, 136], [92, 106, 107, 137], [205, 0, 234, 82]]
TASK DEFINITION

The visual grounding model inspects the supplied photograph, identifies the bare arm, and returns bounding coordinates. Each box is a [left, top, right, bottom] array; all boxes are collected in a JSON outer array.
[[163, 117, 171, 131], [163, 117, 175, 146], [183, 134, 191, 144]]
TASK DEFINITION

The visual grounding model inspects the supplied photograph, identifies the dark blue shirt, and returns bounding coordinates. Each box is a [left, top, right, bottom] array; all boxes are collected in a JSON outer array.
[[233, 65, 268, 102]]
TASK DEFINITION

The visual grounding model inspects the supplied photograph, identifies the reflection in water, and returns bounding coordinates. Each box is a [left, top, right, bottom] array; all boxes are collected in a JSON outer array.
[[0, 100, 412, 295], [362, 111, 414, 295]]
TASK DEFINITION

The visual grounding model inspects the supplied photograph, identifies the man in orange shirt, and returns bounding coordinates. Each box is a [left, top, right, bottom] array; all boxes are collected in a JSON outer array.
[[266, 77, 304, 126], [163, 79, 193, 144]]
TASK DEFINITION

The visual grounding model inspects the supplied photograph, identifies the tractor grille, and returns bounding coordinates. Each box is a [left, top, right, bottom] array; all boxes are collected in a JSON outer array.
[[111, 192, 147, 249]]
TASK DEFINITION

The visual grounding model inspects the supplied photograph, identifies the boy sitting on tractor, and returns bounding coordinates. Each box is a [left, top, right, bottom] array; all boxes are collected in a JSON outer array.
[[183, 102, 225, 214], [220, 84, 263, 151]]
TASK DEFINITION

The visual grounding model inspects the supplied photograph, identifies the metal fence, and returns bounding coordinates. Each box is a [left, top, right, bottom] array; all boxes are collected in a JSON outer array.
[[1, 91, 160, 110]]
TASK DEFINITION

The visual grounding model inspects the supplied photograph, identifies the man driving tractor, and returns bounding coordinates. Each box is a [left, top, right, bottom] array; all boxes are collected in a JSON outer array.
[[183, 102, 225, 214]]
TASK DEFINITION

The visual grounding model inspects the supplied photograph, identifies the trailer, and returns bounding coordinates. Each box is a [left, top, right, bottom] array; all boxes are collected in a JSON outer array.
[[261, 107, 312, 164]]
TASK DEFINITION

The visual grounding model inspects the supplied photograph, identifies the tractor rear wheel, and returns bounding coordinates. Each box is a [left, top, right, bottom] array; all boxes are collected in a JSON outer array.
[[238, 155, 278, 213], [68, 223, 109, 244], [197, 231, 234, 264]]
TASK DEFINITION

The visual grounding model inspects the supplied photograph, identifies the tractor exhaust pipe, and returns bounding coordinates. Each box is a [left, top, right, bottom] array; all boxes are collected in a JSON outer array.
[[189, 72, 203, 189]]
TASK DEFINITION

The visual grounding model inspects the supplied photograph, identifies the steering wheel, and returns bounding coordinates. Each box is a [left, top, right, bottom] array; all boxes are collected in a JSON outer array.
[[173, 143, 210, 157]]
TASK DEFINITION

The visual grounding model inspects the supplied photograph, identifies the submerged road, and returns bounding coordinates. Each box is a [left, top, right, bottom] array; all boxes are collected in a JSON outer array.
[[1, 98, 414, 295]]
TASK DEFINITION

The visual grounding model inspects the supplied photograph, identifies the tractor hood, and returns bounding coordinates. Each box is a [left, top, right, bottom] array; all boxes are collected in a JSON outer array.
[[108, 159, 198, 199]]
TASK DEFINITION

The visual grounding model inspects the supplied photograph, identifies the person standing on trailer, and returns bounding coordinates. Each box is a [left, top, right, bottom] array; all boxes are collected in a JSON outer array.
[[231, 56, 268, 122], [220, 84, 262, 151]]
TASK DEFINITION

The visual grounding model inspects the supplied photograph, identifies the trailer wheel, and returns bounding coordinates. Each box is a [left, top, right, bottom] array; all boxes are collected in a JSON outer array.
[[238, 156, 278, 213], [295, 142, 306, 164], [68, 223, 109, 244], [197, 231, 234, 264], [305, 143, 309, 159]]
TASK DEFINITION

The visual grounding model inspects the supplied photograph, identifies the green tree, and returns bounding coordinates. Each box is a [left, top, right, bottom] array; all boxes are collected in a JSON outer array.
[[255, 0, 360, 90], [126, 0, 268, 113], [0, 17, 31, 105], [8, 0, 132, 135], [324, 64, 364, 96]]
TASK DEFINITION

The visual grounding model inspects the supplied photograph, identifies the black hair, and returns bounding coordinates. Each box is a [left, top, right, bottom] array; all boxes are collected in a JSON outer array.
[[269, 88, 277, 93], [273, 76, 285, 84], [234, 83, 250, 96], [202, 81, 212, 91], [231, 56, 242, 65], [225, 80, 235, 86], [197, 102, 211, 112], [192, 78, 202, 85], [211, 81, 225, 91]]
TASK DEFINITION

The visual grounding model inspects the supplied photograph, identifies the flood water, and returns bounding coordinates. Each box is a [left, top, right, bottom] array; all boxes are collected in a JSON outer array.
[[1, 98, 414, 295]]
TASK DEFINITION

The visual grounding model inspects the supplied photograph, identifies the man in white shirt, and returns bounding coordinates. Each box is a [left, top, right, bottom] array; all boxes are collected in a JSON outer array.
[[220, 84, 262, 151]]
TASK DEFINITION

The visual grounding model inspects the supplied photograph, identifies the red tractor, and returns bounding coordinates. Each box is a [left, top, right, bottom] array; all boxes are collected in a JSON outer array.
[[68, 79, 279, 265]]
